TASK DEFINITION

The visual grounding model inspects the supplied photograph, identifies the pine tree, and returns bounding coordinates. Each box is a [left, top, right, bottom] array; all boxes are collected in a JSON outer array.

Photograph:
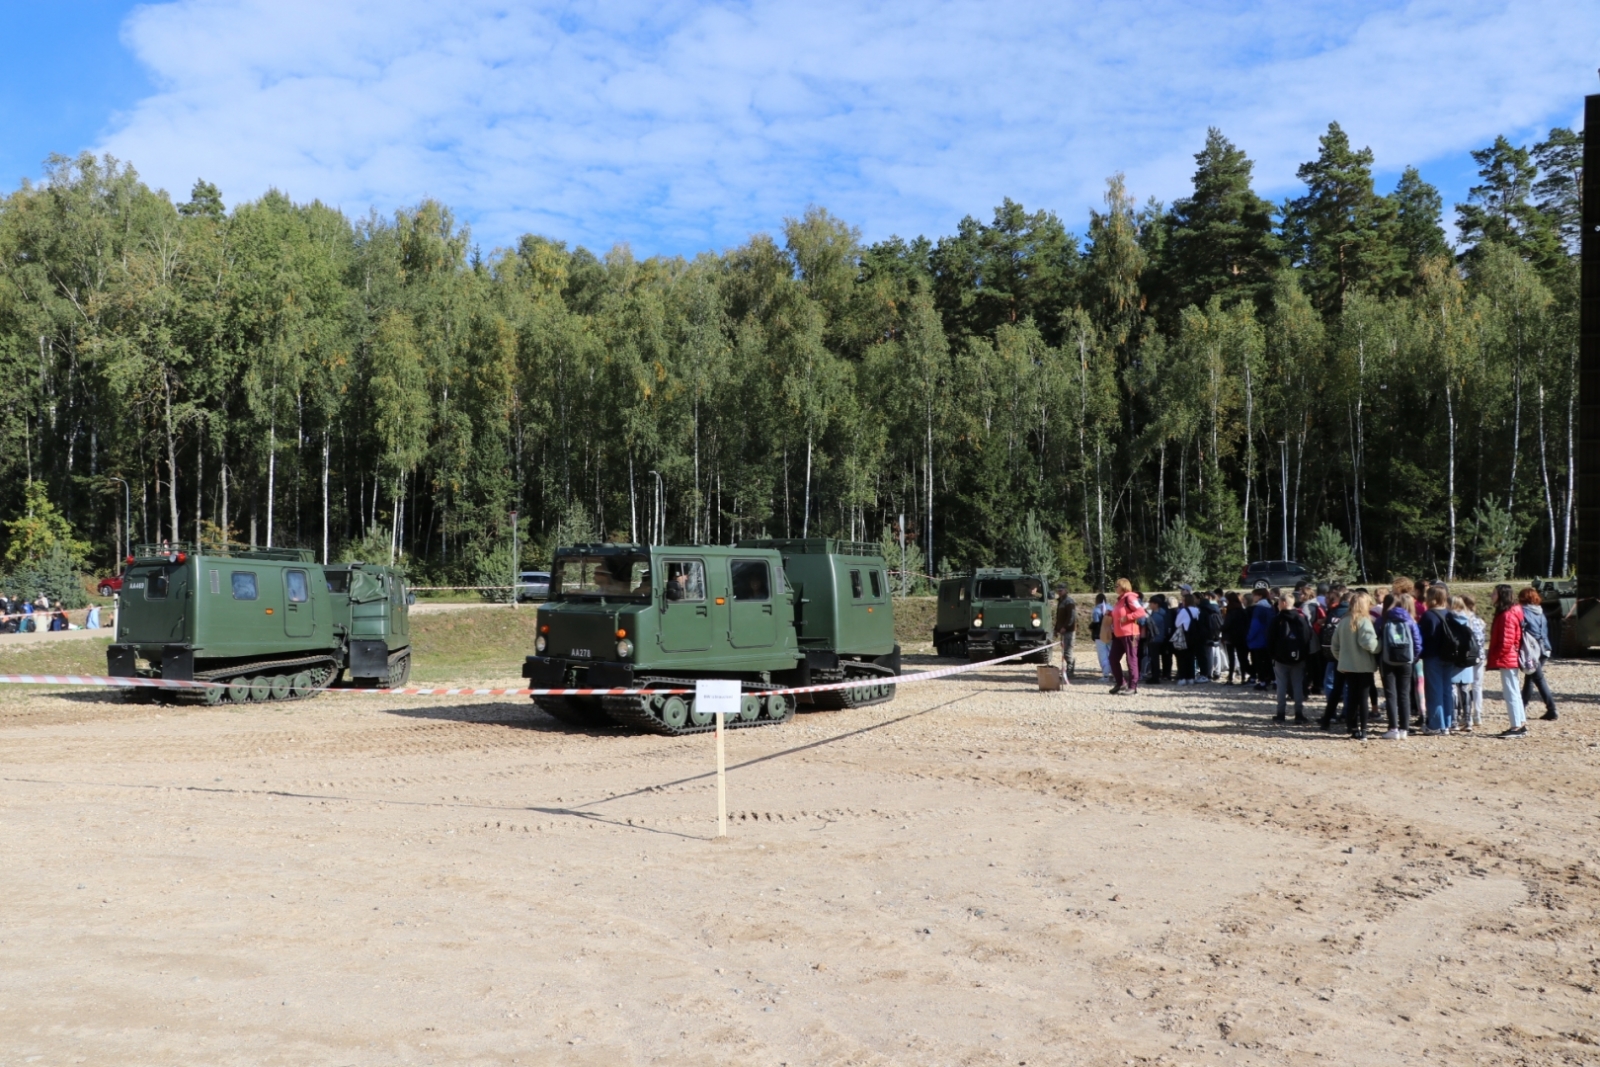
[[1387, 166, 1448, 290], [1455, 135, 1562, 272], [1532, 127, 1583, 255], [1157, 128, 1279, 315], [1283, 123, 1406, 312]]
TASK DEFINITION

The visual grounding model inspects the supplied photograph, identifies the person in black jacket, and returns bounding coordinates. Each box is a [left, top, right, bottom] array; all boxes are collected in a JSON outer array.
[[1268, 594, 1314, 723], [1221, 592, 1250, 684]]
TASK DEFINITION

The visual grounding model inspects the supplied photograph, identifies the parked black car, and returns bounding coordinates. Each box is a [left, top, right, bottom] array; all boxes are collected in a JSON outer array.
[[1239, 559, 1312, 589]]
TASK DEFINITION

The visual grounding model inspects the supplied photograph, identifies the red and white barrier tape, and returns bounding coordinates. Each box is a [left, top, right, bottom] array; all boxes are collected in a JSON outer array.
[[0, 643, 1052, 699]]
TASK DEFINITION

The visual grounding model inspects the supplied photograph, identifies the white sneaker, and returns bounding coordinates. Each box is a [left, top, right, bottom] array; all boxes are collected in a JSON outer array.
[[1397, 730, 1408, 739], [1380, 729, 1400, 740]]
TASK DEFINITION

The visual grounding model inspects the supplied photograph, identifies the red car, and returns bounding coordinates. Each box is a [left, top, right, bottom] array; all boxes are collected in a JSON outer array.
[[97, 571, 126, 598]]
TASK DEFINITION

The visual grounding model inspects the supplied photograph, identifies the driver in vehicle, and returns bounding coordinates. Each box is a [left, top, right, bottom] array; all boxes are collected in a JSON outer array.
[[734, 568, 768, 600], [665, 569, 690, 601]]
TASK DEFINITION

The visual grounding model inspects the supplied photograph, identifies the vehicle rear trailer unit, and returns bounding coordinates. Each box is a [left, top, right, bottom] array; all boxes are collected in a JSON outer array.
[[1568, 92, 1600, 655]]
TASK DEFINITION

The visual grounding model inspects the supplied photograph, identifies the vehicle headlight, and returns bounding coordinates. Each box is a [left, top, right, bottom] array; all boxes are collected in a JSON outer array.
[[973, 615, 984, 628], [616, 638, 634, 658], [1031, 614, 1040, 626], [536, 635, 547, 653]]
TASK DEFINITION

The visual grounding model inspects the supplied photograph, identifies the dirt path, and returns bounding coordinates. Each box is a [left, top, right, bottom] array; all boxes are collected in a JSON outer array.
[[3, 659, 1598, 1065]]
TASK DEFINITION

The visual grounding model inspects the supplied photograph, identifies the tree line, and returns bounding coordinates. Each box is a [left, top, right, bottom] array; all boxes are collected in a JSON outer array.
[[0, 120, 1582, 596]]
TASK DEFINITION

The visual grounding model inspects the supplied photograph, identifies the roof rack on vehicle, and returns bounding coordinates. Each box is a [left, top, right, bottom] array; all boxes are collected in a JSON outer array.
[[735, 538, 879, 557], [131, 542, 316, 562]]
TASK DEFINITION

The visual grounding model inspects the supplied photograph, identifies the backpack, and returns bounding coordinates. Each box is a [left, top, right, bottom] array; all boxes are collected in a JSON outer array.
[[1446, 615, 1479, 669], [1518, 629, 1543, 672], [1380, 619, 1415, 667], [1274, 614, 1309, 664], [1202, 604, 1223, 642], [1303, 603, 1326, 655], [1171, 609, 1191, 650]]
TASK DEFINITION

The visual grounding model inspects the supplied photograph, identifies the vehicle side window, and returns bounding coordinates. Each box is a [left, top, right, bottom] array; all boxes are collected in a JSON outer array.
[[146, 572, 169, 600], [958, 585, 969, 602], [730, 560, 771, 601], [325, 572, 350, 593], [286, 569, 309, 603], [850, 569, 863, 599], [869, 570, 882, 599], [662, 560, 705, 602], [231, 572, 258, 600]]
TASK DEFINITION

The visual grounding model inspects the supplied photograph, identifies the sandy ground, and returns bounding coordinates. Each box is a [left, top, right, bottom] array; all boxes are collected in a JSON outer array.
[[3, 656, 1599, 1066]]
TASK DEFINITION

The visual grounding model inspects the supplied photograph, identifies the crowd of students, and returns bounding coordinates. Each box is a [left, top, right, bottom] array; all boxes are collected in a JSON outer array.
[[1054, 577, 1557, 739], [0, 595, 98, 633]]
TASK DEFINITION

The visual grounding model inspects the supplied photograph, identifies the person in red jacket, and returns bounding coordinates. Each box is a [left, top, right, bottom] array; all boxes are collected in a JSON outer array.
[[1109, 578, 1146, 696], [1485, 583, 1527, 738]]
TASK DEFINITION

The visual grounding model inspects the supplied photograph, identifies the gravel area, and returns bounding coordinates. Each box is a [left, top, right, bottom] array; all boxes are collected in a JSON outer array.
[[3, 655, 1598, 1064]]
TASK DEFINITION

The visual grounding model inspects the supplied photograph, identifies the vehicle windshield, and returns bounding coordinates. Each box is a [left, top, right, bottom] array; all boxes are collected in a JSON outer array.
[[552, 554, 651, 601], [975, 578, 1044, 600]]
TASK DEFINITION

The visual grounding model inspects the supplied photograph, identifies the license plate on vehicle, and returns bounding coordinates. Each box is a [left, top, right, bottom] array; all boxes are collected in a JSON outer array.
[[571, 648, 591, 658], [998, 623, 1013, 629]]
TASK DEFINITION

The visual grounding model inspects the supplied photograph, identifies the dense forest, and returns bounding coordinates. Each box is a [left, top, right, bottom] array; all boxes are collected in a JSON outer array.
[[0, 121, 1583, 600]]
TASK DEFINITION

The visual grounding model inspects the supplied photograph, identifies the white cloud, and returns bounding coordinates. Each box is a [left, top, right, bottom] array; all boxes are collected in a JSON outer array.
[[102, 0, 1600, 254]]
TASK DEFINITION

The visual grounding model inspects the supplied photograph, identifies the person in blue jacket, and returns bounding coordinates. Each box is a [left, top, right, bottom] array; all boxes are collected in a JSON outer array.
[[1417, 585, 1458, 734], [1378, 592, 1423, 739], [1245, 586, 1276, 691], [1517, 587, 1557, 721]]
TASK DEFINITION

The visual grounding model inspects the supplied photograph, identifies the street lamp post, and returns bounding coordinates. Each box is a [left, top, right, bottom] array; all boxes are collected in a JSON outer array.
[[510, 510, 519, 609], [107, 477, 131, 561]]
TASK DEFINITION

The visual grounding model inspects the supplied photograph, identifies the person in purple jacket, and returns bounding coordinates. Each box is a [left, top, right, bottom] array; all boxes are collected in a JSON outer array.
[[1378, 592, 1422, 739]]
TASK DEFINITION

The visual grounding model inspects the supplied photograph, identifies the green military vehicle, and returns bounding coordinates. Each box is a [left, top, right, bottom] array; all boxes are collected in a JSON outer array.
[[524, 538, 900, 734], [932, 568, 1051, 663], [108, 543, 412, 703]]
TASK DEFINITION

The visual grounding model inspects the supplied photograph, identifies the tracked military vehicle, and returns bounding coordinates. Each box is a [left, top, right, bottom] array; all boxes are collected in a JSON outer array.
[[523, 538, 900, 734], [108, 543, 411, 703], [932, 568, 1051, 663]]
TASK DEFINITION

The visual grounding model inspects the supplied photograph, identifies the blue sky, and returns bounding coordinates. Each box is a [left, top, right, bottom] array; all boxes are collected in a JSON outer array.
[[2, 1, 1595, 257]]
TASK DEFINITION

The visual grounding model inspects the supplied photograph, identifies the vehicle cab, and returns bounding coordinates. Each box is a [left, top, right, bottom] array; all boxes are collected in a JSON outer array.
[[933, 568, 1050, 662], [524, 542, 800, 692]]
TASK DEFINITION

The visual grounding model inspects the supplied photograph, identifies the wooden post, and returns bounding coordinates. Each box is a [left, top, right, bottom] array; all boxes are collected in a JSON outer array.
[[696, 679, 740, 839], [716, 704, 727, 838]]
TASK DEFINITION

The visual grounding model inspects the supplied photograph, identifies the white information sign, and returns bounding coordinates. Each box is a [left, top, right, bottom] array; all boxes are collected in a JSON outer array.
[[697, 678, 741, 839]]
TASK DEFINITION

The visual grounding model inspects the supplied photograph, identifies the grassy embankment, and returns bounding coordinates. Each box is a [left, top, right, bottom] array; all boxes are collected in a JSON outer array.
[[0, 598, 945, 686]]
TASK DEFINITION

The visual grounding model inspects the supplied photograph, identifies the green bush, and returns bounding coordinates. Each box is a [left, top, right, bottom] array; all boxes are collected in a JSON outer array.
[[1464, 501, 1533, 581], [1156, 518, 1207, 589], [1013, 511, 1055, 585], [1053, 528, 1089, 591], [877, 526, 930, 596], [7, 544, 89, 609], [471, 541, 518, 603], [338, 524, 407, 572], [1304, 523, 1358, 584]]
